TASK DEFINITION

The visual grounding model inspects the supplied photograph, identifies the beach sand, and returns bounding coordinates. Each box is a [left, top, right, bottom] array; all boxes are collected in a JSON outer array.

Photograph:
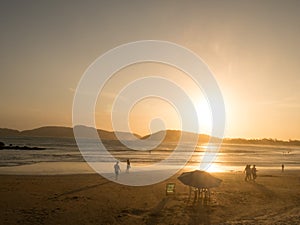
[[0, 170, 299, 225]]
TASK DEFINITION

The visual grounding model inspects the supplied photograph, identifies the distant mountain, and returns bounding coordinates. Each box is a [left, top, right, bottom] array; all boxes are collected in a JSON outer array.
[[21, 126, 73, 137], [0, 126, 214, 143], [141, 129, 221, 143], [0, 126, 141, 140], [0, 128, 20, 136], [73, 125, 141, 140], [223, 138, 300, 146], [0, 126, 299, 146]]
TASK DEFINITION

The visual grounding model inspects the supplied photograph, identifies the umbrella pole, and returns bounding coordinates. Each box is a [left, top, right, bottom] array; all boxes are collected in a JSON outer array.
[[188, 186, 192, 203], [193, 188, 199, 203]]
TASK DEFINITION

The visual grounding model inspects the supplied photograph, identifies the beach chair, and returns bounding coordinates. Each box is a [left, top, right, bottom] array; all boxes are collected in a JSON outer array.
[[166, 183, 176, 195]]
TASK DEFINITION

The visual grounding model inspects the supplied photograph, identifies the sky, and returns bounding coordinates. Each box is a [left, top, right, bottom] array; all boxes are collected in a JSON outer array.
[[0, 0, 300, 140]]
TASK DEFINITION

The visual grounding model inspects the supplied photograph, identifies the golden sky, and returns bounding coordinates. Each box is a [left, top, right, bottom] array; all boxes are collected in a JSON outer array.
[[0, 1, 299, 139]]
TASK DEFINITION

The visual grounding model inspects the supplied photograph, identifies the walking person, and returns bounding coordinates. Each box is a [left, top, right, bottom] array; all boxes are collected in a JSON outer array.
[[244, 165, 252, 181], [281, 164, 284, 172], [251, 165, 257, 181], [114, 161, 121, 180]]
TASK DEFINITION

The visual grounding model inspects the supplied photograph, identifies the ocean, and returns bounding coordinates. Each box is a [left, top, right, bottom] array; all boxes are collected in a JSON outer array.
[[0, 136, 299, 172]]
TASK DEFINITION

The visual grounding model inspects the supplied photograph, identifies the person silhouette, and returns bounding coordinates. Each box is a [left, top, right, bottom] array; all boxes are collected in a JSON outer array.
[[114, 161, 121, 180], [126, 159, 131, 173], [251, 165, 257, 181], [244, 164, 252, 181]]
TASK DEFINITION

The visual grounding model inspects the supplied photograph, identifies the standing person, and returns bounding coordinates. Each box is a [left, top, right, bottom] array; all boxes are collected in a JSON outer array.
[[244, 165, 252, 181], [244, 165, 247, 181], [281, 164, 284, 172], [251, 165, 257, 181], [114, 161, 121, 180], [126, 158, 131, 173]]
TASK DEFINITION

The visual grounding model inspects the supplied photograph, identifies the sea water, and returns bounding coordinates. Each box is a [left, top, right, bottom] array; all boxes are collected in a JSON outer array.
[[0, 137, 299, 172]]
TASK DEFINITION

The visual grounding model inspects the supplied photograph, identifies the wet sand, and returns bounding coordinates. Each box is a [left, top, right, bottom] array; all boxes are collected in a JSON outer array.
[[0, 170, 299, 225]]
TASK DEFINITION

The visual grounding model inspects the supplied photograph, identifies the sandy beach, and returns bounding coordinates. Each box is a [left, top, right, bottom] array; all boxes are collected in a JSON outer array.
[[1, 169, 299, 225]]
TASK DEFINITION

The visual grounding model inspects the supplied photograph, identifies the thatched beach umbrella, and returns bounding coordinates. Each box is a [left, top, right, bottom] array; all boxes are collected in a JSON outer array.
[[178, 170, 222, 202], [178, 170, 222, 188]]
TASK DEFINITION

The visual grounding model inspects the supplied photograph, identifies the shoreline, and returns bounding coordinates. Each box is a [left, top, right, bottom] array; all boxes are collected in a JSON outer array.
[[0, 161, 298, 176]]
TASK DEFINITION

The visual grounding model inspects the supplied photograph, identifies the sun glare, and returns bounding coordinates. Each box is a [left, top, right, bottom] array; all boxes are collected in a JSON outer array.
[[188, 163, 225, 173], [194, 98, 212, 135], [205, 163, 224, 173]]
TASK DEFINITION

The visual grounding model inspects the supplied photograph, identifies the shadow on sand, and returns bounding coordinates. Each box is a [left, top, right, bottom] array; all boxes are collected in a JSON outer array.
[[48, 179, 112, 200], [145, 196, 212, 225], [250, 182, 275, 198], [188, 203, 211, 225]]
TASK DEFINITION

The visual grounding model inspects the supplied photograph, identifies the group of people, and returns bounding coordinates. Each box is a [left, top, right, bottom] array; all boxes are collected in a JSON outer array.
[[244, 164, 257, 181], [114, 159, 131, 180]]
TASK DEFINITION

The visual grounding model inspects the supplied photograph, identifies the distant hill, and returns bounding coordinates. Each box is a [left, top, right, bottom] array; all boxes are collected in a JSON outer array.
[[0, 126, 141, 140], [141, 130, 221, 144], [223, 138, 300, 146], [0, 126, 299, 146], [0, 128, 20, 136], [73, 125, 141, 140], [21, 126, 73, 137], [0, 126, 216, 143]]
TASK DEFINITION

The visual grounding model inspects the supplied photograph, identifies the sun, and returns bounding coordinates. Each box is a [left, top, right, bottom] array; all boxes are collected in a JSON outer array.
[[194, 97, 212, 134]]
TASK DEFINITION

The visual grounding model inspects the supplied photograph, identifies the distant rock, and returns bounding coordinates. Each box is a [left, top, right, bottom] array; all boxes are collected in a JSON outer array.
[[0, 141, 45, 150]]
